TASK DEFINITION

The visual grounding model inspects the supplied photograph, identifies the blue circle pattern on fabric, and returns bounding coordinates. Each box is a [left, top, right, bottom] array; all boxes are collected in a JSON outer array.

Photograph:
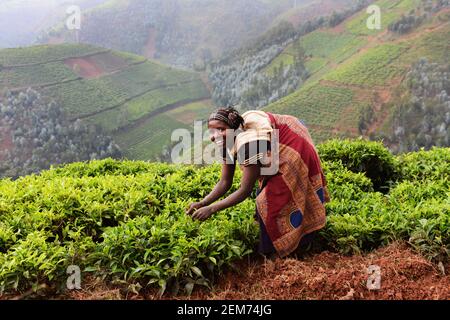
[[289, 210, 303, 228]]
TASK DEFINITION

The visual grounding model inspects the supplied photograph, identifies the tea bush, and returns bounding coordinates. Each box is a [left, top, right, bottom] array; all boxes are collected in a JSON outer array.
[[0, 140, 448, 296], [0, 160, 255, 295], [318, 138, 400, 192], [397, 147, 450, 181], [320, 141, 449, 260]]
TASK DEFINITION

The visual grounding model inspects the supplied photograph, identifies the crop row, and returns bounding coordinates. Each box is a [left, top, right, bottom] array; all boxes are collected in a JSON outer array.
[[0, 44, 104, 67], [42, 62, 206, 118], [114, 113, 190, 160], [83, 79, 210, 132], [324, 44, 408, 86], [266, 82, 355, 129], [0, 140, 448, 296], [0, 62, 79, 89]]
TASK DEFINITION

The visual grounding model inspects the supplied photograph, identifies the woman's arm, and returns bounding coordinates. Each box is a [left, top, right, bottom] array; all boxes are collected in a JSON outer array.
[[211, 164, 260, 211], [186, 162, 235, 215], [200, 162, 236, 206], [191, 164, 260, 220]]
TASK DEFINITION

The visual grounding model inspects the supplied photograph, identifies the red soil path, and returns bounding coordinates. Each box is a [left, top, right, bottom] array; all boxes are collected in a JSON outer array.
[[182, 243, 449, 300], [59, 243, 449, 300], [64, 57, 106, 79]]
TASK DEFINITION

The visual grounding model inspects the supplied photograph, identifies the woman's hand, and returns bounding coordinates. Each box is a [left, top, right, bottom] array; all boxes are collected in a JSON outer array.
[[191, 206, 216, 221], [186, 201, 205, 216]]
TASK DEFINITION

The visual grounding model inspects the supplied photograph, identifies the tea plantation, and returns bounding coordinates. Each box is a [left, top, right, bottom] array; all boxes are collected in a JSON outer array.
[[0, 140, 448, 296]]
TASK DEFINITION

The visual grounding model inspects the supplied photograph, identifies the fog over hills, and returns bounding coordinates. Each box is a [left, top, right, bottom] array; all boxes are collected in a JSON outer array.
[[0, 0, 108, 48], [34, 0, 353, 68]]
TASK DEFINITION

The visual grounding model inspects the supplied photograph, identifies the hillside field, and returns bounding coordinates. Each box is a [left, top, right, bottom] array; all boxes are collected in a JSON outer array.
[[0, 43, 212, 160], [265, 0, 450, 143]]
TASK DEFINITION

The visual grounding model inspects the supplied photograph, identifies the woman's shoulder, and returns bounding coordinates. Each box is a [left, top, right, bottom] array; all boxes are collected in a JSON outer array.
[[241, 110, 271, 130], [234, 111, 272, 156], [242, 110, 269, 121]]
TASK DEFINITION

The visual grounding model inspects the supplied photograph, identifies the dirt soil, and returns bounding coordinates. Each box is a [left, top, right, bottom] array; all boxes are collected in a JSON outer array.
[[143, 28, 158, 59], [64, 57, 106, 79], [60, 242, 449, 300]]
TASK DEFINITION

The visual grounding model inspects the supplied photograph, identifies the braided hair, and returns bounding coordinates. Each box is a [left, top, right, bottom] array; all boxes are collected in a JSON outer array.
[[208, 107, 244, 130]]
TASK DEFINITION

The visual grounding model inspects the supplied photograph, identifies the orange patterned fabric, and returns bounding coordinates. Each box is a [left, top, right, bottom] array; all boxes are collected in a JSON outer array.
[[256, 112, 330, 257]]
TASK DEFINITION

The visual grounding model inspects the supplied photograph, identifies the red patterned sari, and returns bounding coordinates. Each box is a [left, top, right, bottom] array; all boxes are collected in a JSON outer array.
[[255, 112, 329, 257]]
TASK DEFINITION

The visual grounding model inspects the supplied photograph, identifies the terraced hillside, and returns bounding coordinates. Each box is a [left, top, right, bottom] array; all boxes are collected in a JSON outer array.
[[0, 43, 212, 161], [265, 0, 450, 146]]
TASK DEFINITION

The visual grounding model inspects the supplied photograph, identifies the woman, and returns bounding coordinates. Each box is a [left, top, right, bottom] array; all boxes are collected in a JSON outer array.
[[186, 107, 329, 258]]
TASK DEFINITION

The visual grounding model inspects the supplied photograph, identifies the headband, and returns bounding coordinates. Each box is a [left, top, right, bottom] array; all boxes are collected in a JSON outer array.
[[208, 110, 242, 130]]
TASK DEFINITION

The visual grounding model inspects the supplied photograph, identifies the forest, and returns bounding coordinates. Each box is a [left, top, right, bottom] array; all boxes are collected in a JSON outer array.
[[0, 89, 122, 179]]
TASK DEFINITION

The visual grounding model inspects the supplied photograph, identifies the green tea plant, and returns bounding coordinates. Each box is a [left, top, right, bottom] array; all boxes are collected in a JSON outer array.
[[0, 160, 256, 295], [0, 141, 448, 296], [318, 138, 400, 192], [0, 44, 103, 66], [397, 147, 450, 181]]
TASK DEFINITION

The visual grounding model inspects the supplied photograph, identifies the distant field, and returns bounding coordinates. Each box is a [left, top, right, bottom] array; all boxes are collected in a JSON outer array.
[[0, 62, 79, 89], [166, 99, 214, 125], [305, 57, 329, 75], [65, 51, 145, 77], [40, 59, 205, 118], [324, 43, 408, 86], [0, 43, 211, 160], [114, 113, 190, 161], [400, 24, 450, 65], [84, 80, 210, 132], [42, 78, 124, 118], [0, 44, 104, 66], [268, 86, 367, 142], [300, 32, 366, 63], [0, 49, 149, 92], [263, 29, 367, 79], [269, 82, 354, 131], [345, 0, 421, 36], [114, 98, 214, 161]]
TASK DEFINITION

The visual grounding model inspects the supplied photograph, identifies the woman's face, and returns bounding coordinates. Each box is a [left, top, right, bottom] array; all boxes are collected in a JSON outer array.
[[208, 120, 231, 147]]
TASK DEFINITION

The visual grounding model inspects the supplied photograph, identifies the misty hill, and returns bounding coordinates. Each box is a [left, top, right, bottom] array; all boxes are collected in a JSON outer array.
[[37, 0, 354, 68], [0, 0, 109, 48], [208, 0, 372, 108], [0, 43, 211, 171]]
